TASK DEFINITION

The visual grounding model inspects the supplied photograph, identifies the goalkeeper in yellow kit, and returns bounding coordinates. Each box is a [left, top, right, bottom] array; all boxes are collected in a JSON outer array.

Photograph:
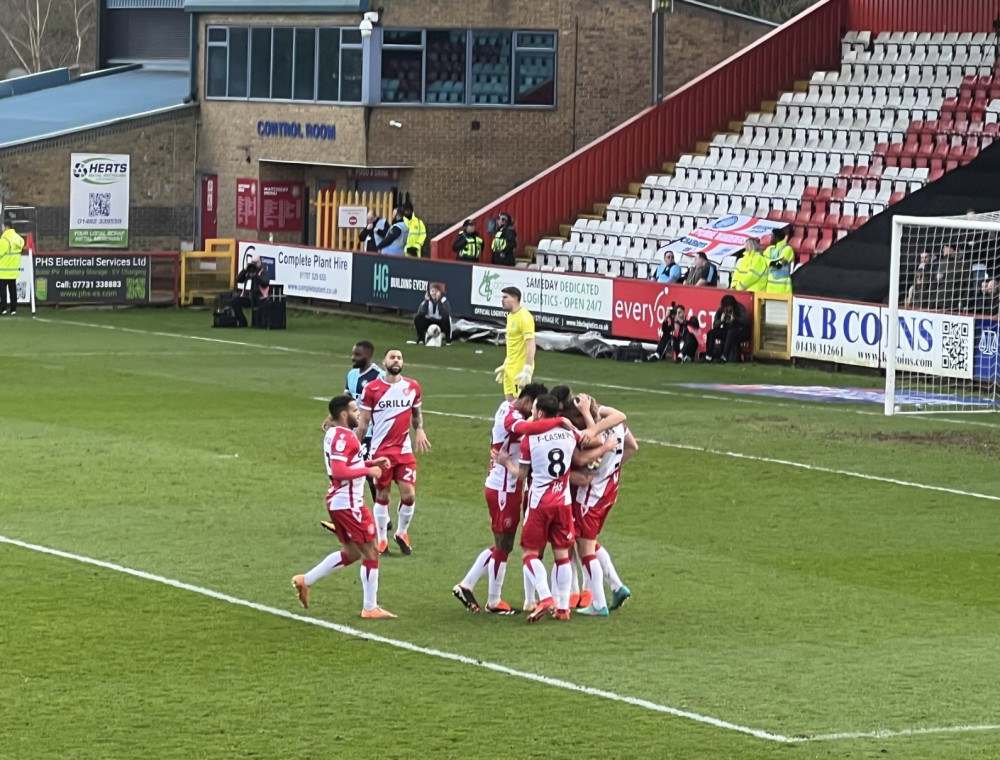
[[494, 286, 536, 401]]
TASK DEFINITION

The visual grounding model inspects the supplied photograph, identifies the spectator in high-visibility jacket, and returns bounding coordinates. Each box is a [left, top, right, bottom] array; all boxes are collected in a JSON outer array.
[[0, 217, 25, 315], [402, 202, 427, 257], [764, 227, 795, 294], [731, 237, 768, 292]]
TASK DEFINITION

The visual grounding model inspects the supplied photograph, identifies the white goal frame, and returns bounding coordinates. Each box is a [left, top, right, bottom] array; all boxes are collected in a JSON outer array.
[[886, 214, 999, 416]]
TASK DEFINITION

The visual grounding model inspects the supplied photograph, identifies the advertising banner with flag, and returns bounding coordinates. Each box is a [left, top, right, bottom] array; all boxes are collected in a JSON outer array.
[[660, 215, 786, 264]]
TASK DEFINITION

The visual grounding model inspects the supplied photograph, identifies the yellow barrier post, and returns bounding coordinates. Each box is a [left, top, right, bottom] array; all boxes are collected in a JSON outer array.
[[752, 292, 793, 360], [180, 238, 237, 306]]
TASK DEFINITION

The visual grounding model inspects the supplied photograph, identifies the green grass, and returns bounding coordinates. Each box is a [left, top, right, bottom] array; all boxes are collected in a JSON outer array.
[[2, 307, 1000, 759]]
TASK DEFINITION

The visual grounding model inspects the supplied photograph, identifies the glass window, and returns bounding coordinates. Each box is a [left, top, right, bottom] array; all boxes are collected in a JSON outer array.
[[470, 31, 511, 105], [249, 28, 272, 98], [207, 27, 226, 43], [228, 27, 249, 98], [316, 28, 340, 101], [381, 28, 423, 103], [341, 47, 363, 102], [206, 45, 227, 97], [293, 28, 316, 101], [514, 32, 555, 106], [425, 30, 466, 104], [271, 27, 293, 99]]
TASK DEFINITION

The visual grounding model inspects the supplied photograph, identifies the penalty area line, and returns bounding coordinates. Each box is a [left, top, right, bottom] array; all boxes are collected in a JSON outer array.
[[0, 533, 792, 745]]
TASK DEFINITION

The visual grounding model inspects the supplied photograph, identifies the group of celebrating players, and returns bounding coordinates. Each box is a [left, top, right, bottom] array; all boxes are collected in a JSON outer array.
[[292, 286, 635, 623]]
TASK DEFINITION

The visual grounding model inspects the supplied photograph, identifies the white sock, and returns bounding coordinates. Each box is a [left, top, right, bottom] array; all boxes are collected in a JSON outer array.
[[523, 557, 552, 601], [582, 554, 607, 610], [460, 548, 493, 591], [487, 550, 508, 608], [361, 559, 379, 611], [523, 560, 537, 606], [396, 501, 415, 535], [596, 545, 623, 592], [570, 557, 581, 596], [303, 550, 350, 587], [554, 559, 572, 611], [374, 501, 390, 545]]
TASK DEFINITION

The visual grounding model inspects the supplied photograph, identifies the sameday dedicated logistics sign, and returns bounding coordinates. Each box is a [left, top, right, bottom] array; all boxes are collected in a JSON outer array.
[[237, 241, 352, 302], [470, 266, 613, 331], [791, 296, 975, 379]]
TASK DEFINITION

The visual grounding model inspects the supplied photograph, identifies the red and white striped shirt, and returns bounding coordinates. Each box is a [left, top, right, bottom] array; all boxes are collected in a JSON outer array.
[[325, 425, 365, 511], [360, 376, 422, 456], [519, 426, 580, 508]]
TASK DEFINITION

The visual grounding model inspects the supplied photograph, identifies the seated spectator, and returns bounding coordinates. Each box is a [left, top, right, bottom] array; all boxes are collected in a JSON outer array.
[[967, 276, 998, 315], [683, 252, 718, 287], [413, 283, 452, 344], [934, 243, 972, 309], [905, 265, 933, 309], [649, 303, 698, 362], [653, 251, 683, 283], [453, 219, 484, 262], [703, 294, 750, 363], [232, 255, 270, 328]]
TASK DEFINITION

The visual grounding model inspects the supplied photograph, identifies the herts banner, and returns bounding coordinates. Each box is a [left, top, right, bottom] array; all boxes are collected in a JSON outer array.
[[470, 266, 613, 332], [237, 241, 352, 302], [791, 296, 975, 379], [69, 153, 130, 248], [612, 280, 753, 352], [660, 215, 785, 264]]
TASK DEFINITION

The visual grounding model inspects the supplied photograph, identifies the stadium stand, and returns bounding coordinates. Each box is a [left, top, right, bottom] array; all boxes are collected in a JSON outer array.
[[533, 29, 998, 283]]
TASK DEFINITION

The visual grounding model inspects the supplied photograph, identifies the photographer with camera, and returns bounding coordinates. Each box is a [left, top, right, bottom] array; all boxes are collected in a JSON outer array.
[[232, 255, 271, 328], [704, 294, 750, 363], [649, 302, 698, 362]]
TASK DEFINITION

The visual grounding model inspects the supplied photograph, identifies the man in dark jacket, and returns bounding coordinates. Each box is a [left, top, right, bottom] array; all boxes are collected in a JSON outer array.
[[413, 283, 452, 344], [704, 294, 750, 363], [491, 212, 517, 266], [358, 209, 389, 252], [232, 255, 271, 327]]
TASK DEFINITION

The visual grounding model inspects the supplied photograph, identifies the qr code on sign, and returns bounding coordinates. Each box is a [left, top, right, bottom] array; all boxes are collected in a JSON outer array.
[[941, 320, 970, 372], [89, 192, 111, 217]]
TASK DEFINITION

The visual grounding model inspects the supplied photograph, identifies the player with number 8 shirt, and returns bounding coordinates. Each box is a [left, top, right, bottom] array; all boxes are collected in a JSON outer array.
[[499, 393, 618, 623]]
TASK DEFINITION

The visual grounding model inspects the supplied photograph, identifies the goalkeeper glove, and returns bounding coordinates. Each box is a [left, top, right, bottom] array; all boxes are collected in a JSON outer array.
[[514, 364, 534, 387], [494, 363, 507, 384]]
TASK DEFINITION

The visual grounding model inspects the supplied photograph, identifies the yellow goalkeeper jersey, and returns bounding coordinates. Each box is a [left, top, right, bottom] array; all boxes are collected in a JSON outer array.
[[506, 306, 535, 370]]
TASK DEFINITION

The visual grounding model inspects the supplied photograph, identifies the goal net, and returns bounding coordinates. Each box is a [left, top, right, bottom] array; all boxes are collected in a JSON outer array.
[[886, 213, 999, 415]]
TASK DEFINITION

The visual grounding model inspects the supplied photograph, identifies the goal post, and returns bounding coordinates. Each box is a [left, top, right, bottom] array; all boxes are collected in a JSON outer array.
[[886, 213, 999, 416]]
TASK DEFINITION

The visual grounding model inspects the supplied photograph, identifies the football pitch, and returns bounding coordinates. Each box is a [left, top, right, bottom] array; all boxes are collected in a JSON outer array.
[[2, 307, 999, 760]]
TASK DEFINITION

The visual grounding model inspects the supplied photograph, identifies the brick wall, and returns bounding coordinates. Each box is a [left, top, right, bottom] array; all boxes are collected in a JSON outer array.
[[665, 2, 775, 93], [0, 108, 198, 252]]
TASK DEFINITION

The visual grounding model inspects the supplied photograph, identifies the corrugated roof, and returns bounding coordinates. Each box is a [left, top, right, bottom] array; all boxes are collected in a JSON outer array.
[[0, 67, 193, 149]]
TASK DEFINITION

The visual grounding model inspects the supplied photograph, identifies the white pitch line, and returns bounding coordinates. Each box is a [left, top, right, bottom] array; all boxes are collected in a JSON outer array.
[[27, 316, 1000, 428], [0, 533, 792, 745], [809, 724, 1000, 741], [423, 411, 1000, 503]]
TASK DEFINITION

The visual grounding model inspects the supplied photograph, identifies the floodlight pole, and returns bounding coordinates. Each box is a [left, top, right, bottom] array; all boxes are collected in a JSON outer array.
[[651, 0, 671, 105]]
